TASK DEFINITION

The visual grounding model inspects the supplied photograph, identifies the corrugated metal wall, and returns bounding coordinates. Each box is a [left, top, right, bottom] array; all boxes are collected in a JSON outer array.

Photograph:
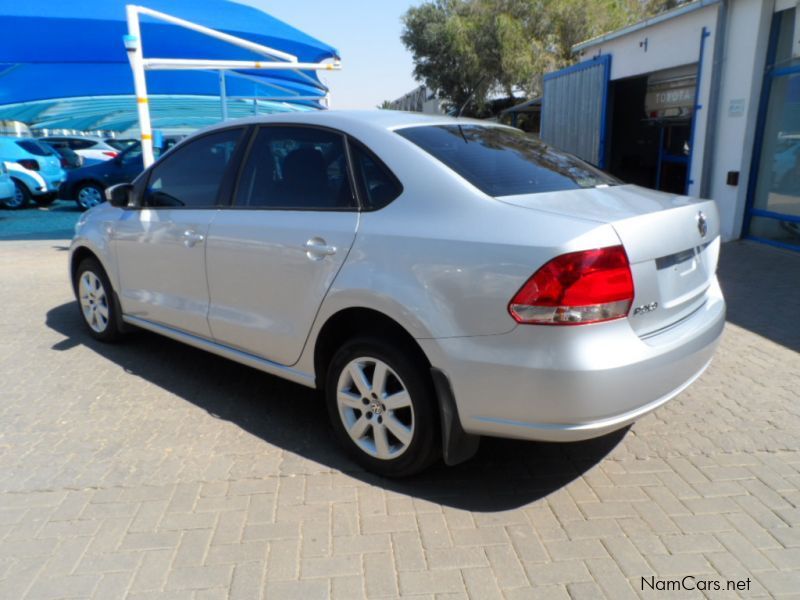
[[540, 56, 610, 168]]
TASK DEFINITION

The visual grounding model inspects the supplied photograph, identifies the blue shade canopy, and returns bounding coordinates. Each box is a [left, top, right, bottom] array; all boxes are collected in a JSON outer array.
[[0, 0, 339, 131]]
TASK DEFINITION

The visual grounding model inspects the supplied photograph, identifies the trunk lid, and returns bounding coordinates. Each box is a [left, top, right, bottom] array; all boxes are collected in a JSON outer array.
[[499, 184, 721, 336]]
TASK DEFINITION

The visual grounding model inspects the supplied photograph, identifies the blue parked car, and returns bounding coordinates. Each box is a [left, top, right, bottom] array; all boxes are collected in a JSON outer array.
[[59, 141, 150, 210]]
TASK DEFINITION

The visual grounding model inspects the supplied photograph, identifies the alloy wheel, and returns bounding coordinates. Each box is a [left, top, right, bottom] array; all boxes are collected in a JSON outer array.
[[77, 185, 103, 209], [78, 271, 110, 333], [336, 357, 415, 460]]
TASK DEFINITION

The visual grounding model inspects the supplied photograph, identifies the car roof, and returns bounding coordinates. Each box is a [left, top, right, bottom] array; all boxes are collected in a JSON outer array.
[[40, 135, 107, 142], [195, 110, 506, 137]]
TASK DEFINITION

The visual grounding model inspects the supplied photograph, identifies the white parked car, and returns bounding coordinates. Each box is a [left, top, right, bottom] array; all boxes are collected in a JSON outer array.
[[0, 161, 15, 208], [0, 137, 65, 208], [40, 136, 119, 164]]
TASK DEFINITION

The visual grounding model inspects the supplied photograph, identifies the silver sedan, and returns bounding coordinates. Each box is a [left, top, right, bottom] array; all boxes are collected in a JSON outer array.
[[69, 110, 725, 476]]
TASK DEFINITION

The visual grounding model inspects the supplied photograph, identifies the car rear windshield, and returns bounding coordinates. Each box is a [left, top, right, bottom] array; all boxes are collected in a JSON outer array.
[[16, 140, 54, 157], [396, 125, 619, 197]]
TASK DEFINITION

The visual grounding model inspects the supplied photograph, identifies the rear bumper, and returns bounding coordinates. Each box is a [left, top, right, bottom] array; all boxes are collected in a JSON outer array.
[[419, 278, 725, 442]]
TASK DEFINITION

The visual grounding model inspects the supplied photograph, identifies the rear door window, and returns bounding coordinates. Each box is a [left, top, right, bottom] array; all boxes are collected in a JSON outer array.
[[348, 140, 403, 210], [397, 125, 619, 197], [235, 126, 356, 210]]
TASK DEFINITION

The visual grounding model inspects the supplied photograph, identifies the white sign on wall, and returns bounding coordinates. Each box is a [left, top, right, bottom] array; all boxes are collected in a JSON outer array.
[[728, 98, 746, 117]]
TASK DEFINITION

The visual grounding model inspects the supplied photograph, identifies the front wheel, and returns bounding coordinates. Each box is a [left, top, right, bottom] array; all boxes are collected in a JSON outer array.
[[325, 337, 439, 477], [75, 182, 104, 211], [73, 257, 122, 342]]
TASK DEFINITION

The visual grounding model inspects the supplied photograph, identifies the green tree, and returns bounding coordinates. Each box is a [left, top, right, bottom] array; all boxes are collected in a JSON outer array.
[[401, 0, 677, 116]]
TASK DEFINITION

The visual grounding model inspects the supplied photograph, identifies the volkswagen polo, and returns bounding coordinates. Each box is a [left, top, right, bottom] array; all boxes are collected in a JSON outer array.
[[69, 111, 725, 476]]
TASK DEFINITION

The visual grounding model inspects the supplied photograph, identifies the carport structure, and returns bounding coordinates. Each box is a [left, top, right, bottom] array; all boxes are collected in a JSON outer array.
[[0, 0, 340, 144]]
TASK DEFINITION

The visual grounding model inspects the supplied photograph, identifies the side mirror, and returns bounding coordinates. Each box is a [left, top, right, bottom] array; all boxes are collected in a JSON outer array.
[[106, 183, 133, 207]]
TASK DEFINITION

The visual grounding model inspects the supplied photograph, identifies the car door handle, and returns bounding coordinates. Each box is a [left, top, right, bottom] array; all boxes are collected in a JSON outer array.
[[183, 229, 205, 248], [305, 237, 337, 260]]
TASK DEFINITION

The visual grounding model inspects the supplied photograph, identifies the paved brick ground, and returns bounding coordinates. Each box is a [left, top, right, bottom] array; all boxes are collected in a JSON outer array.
[[0, 238, 798, 599]]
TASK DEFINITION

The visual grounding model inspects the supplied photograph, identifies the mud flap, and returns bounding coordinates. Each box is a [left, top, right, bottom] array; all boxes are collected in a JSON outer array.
[[430, 367, 480, 466]]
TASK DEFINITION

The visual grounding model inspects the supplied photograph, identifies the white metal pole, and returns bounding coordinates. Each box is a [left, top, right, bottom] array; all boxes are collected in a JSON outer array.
[[142, 58, 341, 71], [219, 71, 228, 121], [134, 5, 298, 63], [125, 6, 155, 167]]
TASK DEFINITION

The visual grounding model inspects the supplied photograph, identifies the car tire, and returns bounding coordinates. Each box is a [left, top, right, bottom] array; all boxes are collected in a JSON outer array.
[[325, 336, 439, 477], [73, 257, 122, 342], [33, 193, 57, 208], [2, 179, 30, 209], [75, 182, 105, 211]]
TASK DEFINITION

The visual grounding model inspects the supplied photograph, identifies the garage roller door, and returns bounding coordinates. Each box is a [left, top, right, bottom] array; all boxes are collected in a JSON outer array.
[[541, 55, 610, 168]]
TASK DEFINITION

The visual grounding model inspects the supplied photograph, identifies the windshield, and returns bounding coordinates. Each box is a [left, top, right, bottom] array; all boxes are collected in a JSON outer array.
[[396, 124, 619, 197], [16, 140, 54, 157]]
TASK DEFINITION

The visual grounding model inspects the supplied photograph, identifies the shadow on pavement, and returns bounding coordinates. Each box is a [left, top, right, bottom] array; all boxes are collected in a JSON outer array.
[[718, 240, 800, 353], [46, 301, 625, 512]]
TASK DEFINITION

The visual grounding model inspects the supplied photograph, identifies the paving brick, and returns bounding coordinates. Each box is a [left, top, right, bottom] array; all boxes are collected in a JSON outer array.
[[426, 546, 487, 569], [398, 569, 464, 595], [391, 531, 426, 572], [363, 552, 398, 598], [462, 566, 503, 599], [165, 564, 232, 591], [524, 559, 592, 586], [265, 579, 329, 600]]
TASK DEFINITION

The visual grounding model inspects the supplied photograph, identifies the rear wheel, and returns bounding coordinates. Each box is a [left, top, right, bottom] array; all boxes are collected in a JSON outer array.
[[2, 179, 30, 209], [326, 337, 438, 477], [73, 257, 122, 342], [75, 182, 104, 211]]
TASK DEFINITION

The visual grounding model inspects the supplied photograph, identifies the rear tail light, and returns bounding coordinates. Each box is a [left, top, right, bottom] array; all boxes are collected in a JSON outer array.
[[17, 159, 39, 171], [102, 151, 118, 158], [509, 245, 634, 325], [60, 157, 69, 168]]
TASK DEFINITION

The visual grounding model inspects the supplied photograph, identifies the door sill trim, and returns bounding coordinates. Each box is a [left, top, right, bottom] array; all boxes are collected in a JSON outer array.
[[122, 315, 316, 388]]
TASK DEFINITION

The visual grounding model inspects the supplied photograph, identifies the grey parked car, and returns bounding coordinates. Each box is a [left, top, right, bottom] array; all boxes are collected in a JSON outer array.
[[69, 111, 725, 476]]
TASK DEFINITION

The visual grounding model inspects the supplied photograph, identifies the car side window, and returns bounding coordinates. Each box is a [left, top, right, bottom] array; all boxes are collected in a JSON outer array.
[[348, 140, 403, 210], [145, 128, 243, 208], [69, 139, 95, 150], [235, 126, 356, 210]]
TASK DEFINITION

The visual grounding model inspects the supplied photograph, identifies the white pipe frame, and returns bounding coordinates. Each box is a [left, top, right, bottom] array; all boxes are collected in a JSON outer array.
[[125, 4, 341, 167]]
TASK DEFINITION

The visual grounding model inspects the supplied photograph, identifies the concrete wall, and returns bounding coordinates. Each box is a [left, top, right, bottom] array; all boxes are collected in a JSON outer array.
[[709, 0, 783, 240]]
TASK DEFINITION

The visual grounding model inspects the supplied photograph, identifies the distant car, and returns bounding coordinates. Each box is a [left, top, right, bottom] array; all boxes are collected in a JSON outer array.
[[40, 136, 119, 163], [0, 162, 15, 208], [0, 137, 65, 208], [105, 138, 138, 152], [41, 141, 83, 170], [59, 141, 147, 210]]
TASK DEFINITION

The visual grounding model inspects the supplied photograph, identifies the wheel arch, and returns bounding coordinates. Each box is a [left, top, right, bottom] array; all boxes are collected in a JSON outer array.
[[312, 307, 431, 391], [70, 243, 128, 333], [312, 305, 480, 467]]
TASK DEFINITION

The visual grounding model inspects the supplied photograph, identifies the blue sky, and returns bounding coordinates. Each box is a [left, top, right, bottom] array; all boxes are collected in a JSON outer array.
[[241, 0, 420, 109]]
